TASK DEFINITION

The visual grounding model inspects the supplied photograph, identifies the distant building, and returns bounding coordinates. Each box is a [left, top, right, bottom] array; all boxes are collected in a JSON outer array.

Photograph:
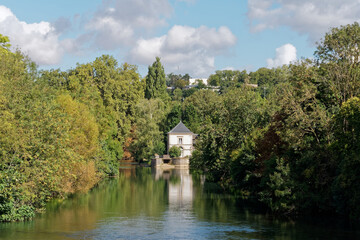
[[167, 121, 196, 158]]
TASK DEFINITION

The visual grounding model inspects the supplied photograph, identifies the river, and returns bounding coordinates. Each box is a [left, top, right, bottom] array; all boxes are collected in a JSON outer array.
[[0, 165, 359, 240]]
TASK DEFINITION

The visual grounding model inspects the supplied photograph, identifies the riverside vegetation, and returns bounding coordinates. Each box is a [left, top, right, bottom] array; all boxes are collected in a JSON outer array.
[[1, 22, 360, 221]]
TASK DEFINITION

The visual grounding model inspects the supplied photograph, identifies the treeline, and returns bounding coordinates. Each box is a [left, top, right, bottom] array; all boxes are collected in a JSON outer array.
[[189, 22, 360, 220]]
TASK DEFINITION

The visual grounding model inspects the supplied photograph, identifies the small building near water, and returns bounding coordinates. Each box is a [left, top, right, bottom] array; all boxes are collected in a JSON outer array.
[[152, 121, 196, 168], [167, 121, 196, 158]]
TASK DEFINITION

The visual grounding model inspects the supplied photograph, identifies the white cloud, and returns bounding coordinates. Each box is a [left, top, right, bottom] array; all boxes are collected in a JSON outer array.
[[0, 0, 173, 65], [85, 0, 172, 50], [0, 5, 13, 22], [129, 25, 237, 77], [267, 43, 297, 68], [0, 5, 71, 65], [248, 0, 360, 42]]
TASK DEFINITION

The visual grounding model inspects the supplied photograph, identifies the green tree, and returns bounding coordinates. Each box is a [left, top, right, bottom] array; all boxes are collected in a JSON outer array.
[[169, 146, 181, 158], [161, 102, 182, 147], [0, 48, 95, 221], [182, 88, 198, 99], [265, 60, 334, 213], [259, 158, 296, 213], [315, 22, 360, 105], [332, 97, 360, 218], [183, 90, 220, 124], [145, 57, 168, 101], [166, 73, 190, 88], [249, 66, 288, 98], [195, 79, 207, 89], [276, 61, 330, 149], [172, 88, 183, 102], [0, 34, 10, 53], [183, 103, 200, 133], [191, 87, 268, 186], [64, 56, 144, 174], [208, 70, 248, 92], [131, 99, 166, 161]]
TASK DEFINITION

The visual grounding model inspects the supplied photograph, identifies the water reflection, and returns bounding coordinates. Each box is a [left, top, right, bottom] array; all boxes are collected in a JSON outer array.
[[0, 166, 360, 240], [153, 168, 194, 209]]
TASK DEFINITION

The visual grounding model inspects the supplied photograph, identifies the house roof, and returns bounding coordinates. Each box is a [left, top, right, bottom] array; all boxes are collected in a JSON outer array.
[[168, 121, 193, 134]]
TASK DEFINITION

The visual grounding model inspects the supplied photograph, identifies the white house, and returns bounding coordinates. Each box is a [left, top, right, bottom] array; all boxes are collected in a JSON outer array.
[[167, 121, 195, 158]]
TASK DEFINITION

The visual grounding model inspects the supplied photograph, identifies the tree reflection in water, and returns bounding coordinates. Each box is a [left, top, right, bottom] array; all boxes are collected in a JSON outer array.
[[1, 166, 359, 240]]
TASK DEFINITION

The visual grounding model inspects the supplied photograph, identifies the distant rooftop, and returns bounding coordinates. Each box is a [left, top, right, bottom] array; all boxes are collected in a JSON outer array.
[[168, 121, 193, 134]]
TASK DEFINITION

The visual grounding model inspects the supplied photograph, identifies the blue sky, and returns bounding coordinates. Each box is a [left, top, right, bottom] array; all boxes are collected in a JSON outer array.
[[1, 0, 359, 78]]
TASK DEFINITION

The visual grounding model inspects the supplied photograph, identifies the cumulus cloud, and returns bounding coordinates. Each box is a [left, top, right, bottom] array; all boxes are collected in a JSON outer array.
[[85, 0, 172, 50], [0, 0, 234, 75], [0, 0, 173, 65], [248, 0, 360, 42], [129, 25, 237, 77], [0, 5, 74, 65], [53, 17, 72, 34], [267, 43, 297, 68]]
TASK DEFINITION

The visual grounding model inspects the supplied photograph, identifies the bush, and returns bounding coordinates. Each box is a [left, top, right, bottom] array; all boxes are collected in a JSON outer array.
[[169, 146, 181, 158]]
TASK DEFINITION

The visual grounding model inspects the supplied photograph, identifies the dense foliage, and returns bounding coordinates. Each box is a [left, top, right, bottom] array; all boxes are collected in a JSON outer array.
[[2, 22, 360, 222], [169, 146, 181, 158], [0, 36, 143, 221], [189, 23, 360, 220]]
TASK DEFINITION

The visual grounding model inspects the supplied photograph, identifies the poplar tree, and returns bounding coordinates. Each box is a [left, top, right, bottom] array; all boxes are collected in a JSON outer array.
[[145, 57, 168, 101]]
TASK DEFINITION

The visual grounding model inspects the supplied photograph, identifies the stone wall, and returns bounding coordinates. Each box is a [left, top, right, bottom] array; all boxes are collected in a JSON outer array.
[[151, 156, 189, 168]]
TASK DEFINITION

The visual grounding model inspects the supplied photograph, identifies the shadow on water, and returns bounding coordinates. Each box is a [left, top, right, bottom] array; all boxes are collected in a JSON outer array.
[[1, 164, 360, 239]]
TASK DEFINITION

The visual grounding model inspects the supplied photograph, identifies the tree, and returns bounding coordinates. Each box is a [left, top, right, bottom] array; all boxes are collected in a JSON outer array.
[[172, 88, 183, 102], [166, 73, 190, 89], [183, 90, 220, 125], [259, 158, 296, 213], [161, 102, 182, 140], [38, 69, 69, 90], [183, 103, 200, 133], [169, 146, 181, 158], [190, 87, 268, 185], [332, 97, 360, 218], [0, 34, 10, 53], [315, 22, 360, 105], [268, 61, 335, 212], [145, 57, 168, 101], [130, 99, 166, 161], [276, 61, 330, 150], [64, 56, 144, 173], [0, 47, 101, 221], [208, 70, 249, 92], [195, 79, 207, 89]]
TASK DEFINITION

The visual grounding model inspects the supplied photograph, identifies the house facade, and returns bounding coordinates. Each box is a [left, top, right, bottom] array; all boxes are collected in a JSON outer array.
[[167, 121, 195, 158]]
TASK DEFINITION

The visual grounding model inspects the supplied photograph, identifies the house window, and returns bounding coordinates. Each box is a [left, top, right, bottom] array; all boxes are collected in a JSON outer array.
[[178, 137, 183, 144]]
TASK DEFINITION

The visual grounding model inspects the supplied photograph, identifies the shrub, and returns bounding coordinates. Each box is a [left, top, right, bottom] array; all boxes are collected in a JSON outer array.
[[169, 146, 181, 158]]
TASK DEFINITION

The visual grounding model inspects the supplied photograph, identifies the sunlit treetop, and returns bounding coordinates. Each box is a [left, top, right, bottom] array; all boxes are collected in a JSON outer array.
[[0, 34, 11, 52]]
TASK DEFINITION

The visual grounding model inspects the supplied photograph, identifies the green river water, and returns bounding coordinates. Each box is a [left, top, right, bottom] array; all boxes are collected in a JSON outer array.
[[0, 165, 359, 240]]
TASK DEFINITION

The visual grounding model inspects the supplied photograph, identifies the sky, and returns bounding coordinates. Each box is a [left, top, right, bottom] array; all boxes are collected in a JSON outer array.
[[1, 0, 360, 78]]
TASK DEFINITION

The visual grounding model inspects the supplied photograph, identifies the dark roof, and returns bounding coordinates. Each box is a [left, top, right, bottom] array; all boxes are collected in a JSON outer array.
[[168, 121, 193, 134]]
